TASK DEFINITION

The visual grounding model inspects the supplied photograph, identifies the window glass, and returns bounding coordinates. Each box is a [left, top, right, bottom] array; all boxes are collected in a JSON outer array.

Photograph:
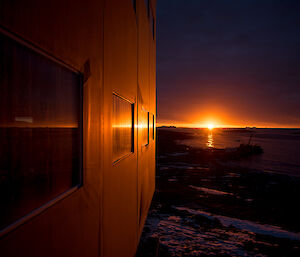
[[0, 32, 82, 230], [149, 113, 153, 141], [112, 94, 134, 162], [150, 9, 155, 39], [151, 114, 155, 140], [140, 110, 149, 146]]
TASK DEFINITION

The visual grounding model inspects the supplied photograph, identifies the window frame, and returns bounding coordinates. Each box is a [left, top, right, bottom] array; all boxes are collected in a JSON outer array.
[[112, 92, 135, 164], [146, 111, 150, 146], [149, 7, 155, 40], [152, 113, 155, 140]]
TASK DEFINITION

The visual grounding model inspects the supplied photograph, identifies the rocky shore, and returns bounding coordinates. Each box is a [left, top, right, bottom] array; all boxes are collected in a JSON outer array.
[[136, 129, 300, 257]]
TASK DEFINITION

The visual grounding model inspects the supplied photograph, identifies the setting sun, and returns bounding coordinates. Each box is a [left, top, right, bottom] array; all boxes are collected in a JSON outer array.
[[207, 124, 215, 130]]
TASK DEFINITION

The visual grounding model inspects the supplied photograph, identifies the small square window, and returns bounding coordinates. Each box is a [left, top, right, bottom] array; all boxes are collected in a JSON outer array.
[[112, 94, 134, 162], [140, 109, 149, 146], [151, 114, 155, 140], [150, 10, 155, 39]]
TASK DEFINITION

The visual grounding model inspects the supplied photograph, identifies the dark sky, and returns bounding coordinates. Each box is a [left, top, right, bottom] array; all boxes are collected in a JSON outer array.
[[156, 0, 300, 128]]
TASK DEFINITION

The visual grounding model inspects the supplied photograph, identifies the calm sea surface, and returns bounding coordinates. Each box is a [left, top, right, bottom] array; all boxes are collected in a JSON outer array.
[[177, 128, 300, 177]]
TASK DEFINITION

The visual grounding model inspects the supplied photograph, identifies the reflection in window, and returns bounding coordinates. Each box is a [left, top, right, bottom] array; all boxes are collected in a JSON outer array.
[[150, 113, 155, 140], [150, 9, 155, 39], [112, 94, 134, 162], [149, 113, 153, 141], [140, 110, 149, 146], [0, 32, 82, 230]]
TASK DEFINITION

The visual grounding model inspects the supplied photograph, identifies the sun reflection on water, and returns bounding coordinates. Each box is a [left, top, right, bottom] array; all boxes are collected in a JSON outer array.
[[207, 132, 214, 148]]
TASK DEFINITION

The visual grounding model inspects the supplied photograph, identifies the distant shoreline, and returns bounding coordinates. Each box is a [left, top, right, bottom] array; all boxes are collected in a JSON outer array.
[[156, 126, 300, 130], [157, 126, 300, 130]]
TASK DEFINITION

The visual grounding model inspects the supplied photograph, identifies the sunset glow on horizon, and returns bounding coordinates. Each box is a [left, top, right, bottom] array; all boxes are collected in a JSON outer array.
[[207, 124, 214, 130], [156, 109, 300, 129], [156, 107, 300, 129], [156, 119, 300, 129], [157, 1, 300, 130]]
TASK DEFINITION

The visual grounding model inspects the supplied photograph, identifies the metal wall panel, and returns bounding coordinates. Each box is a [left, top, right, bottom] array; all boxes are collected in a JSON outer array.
[[0, 1, 104, 256], [137, 0, 156, 237], [0, 0, 156, 256], [102, 0, 139, 256]]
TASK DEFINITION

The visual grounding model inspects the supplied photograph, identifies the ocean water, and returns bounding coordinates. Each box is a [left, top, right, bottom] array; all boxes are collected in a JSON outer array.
[[137, 128, 300, 256], [178, 128, 300, 177]]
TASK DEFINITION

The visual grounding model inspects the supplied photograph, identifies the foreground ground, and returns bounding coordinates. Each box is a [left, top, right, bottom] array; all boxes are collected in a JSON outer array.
[[136, 129, 300, 257]]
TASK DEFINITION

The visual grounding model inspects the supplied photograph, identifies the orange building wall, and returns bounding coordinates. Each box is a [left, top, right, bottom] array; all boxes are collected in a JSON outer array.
[[0, 0, 156, 256]]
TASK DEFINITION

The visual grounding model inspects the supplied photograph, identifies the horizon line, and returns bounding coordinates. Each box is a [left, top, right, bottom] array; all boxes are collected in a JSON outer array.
[[157, 124, 300, 129]]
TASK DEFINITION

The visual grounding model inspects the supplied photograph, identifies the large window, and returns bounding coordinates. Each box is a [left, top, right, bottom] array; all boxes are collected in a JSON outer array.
[[0, 32, 82, 231], [112, 94, 134, 162]]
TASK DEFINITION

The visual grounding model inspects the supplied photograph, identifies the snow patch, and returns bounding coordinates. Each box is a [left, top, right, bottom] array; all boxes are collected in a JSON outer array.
[[175, 206, 300, 241], [189, 185, 233, 196]]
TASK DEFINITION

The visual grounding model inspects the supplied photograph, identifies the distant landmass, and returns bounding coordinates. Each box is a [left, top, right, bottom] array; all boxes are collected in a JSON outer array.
[[158, 126, 177, 128]]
